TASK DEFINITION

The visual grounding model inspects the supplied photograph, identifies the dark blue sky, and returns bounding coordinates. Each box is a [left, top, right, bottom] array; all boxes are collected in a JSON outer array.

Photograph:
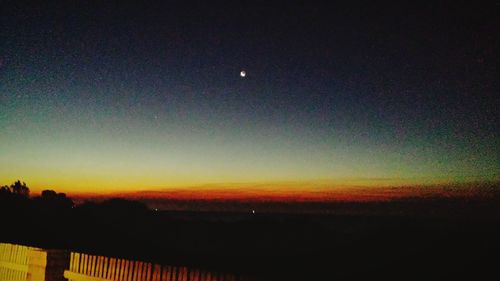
[[1, 1, 498, 192]]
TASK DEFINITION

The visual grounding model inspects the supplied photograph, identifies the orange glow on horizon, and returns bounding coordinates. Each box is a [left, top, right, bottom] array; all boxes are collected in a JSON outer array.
[[64, 180, 498, 203]]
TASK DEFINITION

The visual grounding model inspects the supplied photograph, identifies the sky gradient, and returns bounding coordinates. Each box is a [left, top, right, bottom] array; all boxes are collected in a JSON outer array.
[[1, 1, 498, 194]]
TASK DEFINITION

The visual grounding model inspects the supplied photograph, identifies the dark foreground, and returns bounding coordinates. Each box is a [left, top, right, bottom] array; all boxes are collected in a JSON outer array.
[[1, 194, 499, 281]]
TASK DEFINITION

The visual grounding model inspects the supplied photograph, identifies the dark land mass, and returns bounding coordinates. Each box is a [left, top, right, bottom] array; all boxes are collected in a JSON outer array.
[[1, 184, 500, 280]]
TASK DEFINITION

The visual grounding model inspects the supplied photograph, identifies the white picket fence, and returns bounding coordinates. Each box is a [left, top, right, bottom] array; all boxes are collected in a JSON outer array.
[[0, 243, 33, 281], [64, 252, 244, 281], [0, 243, 255, 281]]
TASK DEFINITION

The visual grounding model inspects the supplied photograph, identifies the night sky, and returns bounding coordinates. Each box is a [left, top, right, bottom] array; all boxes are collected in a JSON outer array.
[[1, 1, 498, 193]]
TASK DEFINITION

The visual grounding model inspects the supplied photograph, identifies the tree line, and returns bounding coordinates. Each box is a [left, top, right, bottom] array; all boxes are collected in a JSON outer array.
[[0, 180, 148, 212], [1, 180, 74, 208]]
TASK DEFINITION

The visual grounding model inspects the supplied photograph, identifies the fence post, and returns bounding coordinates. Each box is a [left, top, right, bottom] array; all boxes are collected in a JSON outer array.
[[27, 248, 47, 281], [27, 248, 69, 281]]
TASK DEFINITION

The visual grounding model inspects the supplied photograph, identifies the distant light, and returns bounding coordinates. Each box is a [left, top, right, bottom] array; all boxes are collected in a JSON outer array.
[[240, 70, 246, 78], [154, 208, 158, 211], [251, 210, 255, 214]]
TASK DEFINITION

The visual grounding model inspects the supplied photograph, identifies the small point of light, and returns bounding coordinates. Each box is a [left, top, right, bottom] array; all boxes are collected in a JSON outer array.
[[251, 210, 255, 214], [240, 70, 246, 77]]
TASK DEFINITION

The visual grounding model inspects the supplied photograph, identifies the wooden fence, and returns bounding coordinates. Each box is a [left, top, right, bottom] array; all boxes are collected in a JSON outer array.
[[0, 243, 32, 281], [0, 243, 255, 281], [64, 252, 240, 281]]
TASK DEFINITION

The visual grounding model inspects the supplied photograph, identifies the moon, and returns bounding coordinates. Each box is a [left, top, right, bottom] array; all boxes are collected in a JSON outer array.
[[240, 70, 246, 78]]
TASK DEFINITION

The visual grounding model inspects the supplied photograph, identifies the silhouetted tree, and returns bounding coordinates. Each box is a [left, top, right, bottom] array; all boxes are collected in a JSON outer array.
[[41, 189, 58, 199], [37, 189, 74, 209], [0, 185, 11, 195], [10, 180, 30, 198]]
